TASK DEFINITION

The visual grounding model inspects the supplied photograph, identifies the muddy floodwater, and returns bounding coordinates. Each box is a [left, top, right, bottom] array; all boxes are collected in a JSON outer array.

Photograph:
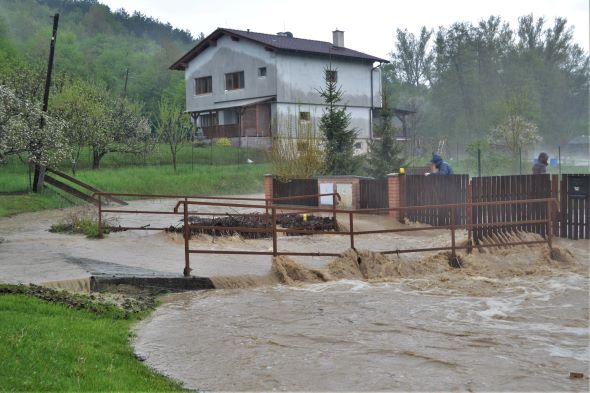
[[1, 198, 588, 391], [135, 242, 590, 392]]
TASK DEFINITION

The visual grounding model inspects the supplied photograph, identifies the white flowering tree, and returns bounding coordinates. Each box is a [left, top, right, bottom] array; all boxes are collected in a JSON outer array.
[[0, 84, 68, 166], [52, 80, 108, 174], [488, 115, 542, 158], [90, 96, 152, 169]]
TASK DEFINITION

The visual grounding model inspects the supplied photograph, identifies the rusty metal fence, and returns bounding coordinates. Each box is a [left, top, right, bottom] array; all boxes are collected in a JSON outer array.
[[94, 191, 556, 277]]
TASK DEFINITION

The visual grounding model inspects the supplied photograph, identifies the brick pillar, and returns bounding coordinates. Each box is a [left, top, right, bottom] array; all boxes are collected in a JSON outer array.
[[264, 174, 273, 201], [387, 173, 401, 221]]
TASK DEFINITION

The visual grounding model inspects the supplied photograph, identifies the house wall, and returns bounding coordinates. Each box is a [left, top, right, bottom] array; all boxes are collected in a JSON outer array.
[[275, 53, 381, 107], [183, 32, 383, 147], [184, 35, 277, 114], [272, 102, 372, 146]]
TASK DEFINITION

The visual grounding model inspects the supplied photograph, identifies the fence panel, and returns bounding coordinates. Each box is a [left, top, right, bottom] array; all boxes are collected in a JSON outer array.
[[559, 174, 589, 239], [272, 178, 318, 206], [471, 174, 551, 242], [401, 175, 469, 225], [359, 178, 389, 209]]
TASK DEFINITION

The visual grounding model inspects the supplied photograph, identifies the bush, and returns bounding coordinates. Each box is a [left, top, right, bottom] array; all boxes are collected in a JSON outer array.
[[215, 138, 232, 147], [49, 207, 113, 238]]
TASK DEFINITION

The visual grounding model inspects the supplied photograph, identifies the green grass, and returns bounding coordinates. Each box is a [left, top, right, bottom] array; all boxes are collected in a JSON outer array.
[[0, 192, 73, 217], [1, 143, 268, 173], [0, 163, 270, 217], [0, 291, 184, 392], [74, 163, 270, 196]]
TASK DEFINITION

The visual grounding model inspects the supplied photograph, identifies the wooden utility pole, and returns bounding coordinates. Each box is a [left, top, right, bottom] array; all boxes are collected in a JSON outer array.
[[34, 13, 59, 193]]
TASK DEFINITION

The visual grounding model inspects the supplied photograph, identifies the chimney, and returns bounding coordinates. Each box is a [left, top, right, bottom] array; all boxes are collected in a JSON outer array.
[[332, 29, 344, 47]]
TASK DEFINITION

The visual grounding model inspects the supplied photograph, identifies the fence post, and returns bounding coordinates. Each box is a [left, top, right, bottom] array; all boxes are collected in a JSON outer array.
[[183, 199, 191, 277], [466, 183, 472, 253], [450, 206, 456, 257], [332, 193, 337, 229], [272, 207, 277, 256], [551, 174, 559, 236], [97, 194, 103, 239], [477, 148, 481, 177], [349, 211, 355, 250], [547, 199, 553, 251]]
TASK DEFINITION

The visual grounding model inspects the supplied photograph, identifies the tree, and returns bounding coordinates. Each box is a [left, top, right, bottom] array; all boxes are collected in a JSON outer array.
[[52, 79, 108, 174], [391, 27, 434, 87], [488, 114, 541, 170], [318, 66, 360, 175], [0, 84, 68, 166], [270, 115, 324, 181], [156, 99, 192, 172], [90, 97, 152, 169], [366, 87, 406, 178]]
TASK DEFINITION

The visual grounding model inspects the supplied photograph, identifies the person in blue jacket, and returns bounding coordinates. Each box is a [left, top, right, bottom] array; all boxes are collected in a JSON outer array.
[[426, 154, 454, 175]]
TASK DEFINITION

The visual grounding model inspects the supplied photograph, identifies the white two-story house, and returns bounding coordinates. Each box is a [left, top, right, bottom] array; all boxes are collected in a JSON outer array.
[[170, 28, 389, 151]]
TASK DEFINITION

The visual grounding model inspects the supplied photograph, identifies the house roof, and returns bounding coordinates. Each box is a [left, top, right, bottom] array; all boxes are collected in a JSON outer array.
[[170, 28, 389, 70]]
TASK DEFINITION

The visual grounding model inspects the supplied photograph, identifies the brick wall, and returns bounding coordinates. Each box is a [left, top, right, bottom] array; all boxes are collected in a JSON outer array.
[[264, 174, 273, 201], [387, 174, 401, 221]]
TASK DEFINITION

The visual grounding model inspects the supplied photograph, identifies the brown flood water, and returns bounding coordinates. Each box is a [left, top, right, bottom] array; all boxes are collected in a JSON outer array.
[[135, 240, 590, 392]]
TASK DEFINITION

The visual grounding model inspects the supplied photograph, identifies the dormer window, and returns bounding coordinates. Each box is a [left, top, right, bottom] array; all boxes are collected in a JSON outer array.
[[225, 71, 244, 90]]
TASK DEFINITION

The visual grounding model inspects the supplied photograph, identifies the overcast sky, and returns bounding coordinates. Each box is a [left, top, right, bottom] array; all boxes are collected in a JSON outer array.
[[100, 0, 589, 59]]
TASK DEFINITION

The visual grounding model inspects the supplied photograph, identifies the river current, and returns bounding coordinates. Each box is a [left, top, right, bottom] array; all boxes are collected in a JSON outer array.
[[135, 251, 589, 392]]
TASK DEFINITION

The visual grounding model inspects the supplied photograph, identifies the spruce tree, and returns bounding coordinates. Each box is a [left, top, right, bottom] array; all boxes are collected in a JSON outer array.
[[366, 86, 405, 178], [318, 66, 360, 175]]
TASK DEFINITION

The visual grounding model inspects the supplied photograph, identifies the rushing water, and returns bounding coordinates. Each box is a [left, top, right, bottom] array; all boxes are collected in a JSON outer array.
[[135, 271, 589, 391]]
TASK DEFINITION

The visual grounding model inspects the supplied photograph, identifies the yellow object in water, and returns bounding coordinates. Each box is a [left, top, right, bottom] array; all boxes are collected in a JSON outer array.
[[400, 167, 406, 174], [303, 214, 308, 222]]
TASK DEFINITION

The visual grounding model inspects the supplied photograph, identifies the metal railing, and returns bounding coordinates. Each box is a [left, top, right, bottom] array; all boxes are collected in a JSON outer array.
[[94, 191, 556, 277]]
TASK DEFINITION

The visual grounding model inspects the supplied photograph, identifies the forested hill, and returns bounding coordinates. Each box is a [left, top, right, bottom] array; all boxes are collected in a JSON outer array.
[[0, 0, 201, 113]]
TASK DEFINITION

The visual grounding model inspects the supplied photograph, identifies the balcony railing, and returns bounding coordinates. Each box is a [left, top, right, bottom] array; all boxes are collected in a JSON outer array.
[[201, 124, 240, 139]]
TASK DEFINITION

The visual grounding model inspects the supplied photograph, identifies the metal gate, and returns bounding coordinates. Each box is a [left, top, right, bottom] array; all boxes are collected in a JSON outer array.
[[559, 174, 589, 239]]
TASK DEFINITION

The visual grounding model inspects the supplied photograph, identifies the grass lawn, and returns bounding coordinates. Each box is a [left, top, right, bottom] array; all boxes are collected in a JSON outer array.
[[0, 163, 270, 217], [0, 290, 185, 392]]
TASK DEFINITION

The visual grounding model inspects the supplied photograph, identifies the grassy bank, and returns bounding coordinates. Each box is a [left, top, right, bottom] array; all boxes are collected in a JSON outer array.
[[0, 163, 270, 217], [0, 286, 184, 391]]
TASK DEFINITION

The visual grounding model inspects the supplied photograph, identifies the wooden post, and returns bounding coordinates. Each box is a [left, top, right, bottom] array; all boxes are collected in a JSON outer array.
[[349, 211, 355, 250], [450, 206, 456, 257], [467, 181, 473, 253], [183, 198, 191, 277], [547, 199, 553, 251], [332, 193, 337, 229], [272, 207, 277, 256], [551, 174, 559, 236], [97, 194, 103, 239]]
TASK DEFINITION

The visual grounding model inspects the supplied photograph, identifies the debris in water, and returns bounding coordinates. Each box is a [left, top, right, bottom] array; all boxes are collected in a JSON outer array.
[[166, 213, 336, 239]]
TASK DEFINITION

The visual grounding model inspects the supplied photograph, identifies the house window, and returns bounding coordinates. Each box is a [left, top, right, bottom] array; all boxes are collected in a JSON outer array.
[[195, 76, 212, 95], [299, 111, 310, 121], [258, 67, 267, 77], [355, 142, 363, 150], [225, 71, 244, 90], [326, 70, 338, 83], [200, 113, 218, 128]]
